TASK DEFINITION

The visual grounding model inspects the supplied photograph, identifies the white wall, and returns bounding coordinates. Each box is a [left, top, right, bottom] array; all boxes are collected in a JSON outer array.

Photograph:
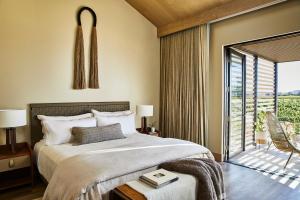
[[0, 0, 160, 144]]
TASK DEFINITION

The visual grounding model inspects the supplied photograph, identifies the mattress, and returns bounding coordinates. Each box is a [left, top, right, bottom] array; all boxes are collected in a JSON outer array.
[[34, 133, 212, 198]]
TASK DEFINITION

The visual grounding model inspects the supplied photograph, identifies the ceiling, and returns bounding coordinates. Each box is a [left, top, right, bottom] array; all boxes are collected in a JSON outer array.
[[125, 0, 286, 37], [234, 32, 300, 63], [125, 0, 234, 27]]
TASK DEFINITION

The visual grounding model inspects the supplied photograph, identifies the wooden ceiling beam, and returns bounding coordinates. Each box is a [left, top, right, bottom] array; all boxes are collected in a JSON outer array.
[[157, 0, 287, 37]]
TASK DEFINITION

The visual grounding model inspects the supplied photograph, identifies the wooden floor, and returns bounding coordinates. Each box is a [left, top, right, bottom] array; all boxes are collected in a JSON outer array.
[[0, 178, 46, 200], [223, 163, 300, 200], [1, 163, 300, 200]]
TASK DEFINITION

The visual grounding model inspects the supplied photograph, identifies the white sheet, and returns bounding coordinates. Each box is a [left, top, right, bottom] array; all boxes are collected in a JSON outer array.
[[35, 133, 212, 199], [35, 134, 163, 181], [34, 133, 212, 182], [34, 134, 152, 181]]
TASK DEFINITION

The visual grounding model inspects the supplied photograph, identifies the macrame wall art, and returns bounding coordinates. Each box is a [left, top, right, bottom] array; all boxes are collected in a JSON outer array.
[[73, 6, 99, 89]]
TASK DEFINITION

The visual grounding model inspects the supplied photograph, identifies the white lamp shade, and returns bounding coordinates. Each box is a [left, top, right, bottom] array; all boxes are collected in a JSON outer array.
[[0, 109, 27, 128], [136, 105, 153, 117]]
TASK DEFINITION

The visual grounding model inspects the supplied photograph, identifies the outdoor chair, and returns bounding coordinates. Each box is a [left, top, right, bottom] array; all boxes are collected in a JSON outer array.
[[265, 111, 300, 169]]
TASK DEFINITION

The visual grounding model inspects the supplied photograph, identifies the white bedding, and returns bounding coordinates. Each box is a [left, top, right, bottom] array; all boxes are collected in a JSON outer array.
[[35, 135, 156, 182], [35, 133, 213, 199], [35, 133, 212, 182]]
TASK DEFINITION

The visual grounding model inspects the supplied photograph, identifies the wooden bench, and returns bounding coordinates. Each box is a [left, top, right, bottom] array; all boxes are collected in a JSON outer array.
[[111, 184, 146, 200]]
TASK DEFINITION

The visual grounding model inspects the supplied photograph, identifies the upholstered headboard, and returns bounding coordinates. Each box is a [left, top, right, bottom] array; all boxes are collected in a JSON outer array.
[[29, 101, 130, 146]]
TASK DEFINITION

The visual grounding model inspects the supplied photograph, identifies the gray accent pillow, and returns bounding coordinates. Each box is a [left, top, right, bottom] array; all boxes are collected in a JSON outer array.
[[72, 123, 126, 144]]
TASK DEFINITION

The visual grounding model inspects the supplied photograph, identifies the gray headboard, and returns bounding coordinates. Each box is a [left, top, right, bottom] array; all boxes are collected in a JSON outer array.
[[29, 101, 130, 146]]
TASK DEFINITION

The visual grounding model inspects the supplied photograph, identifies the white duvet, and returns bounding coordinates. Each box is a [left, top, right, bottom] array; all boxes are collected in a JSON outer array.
[[35, 133, 213, 199]]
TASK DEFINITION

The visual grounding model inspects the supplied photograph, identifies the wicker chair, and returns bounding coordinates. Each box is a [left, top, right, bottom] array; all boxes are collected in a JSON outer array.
[[265, 111, 300, 169]]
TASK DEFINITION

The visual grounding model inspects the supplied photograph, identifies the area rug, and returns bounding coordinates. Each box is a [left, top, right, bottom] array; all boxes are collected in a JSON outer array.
[[229, 145, 300, 181]]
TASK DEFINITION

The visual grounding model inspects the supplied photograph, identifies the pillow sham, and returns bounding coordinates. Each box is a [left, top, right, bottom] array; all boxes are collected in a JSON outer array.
[[37, 113, 92, 121], [95, 113, 136, 135], [41, 117, 97, 145], [91, 109, 132, 117], [72, 123, 126, 144]]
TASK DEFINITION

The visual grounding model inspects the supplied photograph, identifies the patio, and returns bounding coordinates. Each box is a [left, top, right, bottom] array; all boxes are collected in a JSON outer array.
[[230, 144, 300, 190]]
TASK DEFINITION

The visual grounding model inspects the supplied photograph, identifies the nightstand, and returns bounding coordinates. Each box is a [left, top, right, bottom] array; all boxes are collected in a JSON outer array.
[[0, 142, 34, 190], [136, 128, 160, 137]]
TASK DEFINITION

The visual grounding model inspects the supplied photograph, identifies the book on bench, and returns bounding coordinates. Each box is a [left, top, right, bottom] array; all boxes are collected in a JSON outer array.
[[139, 169, 179, 189]]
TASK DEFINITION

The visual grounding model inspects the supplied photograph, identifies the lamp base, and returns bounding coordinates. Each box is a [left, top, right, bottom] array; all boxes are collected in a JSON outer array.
[[141, 117, 147, 133], [6, 128, 16, 154]]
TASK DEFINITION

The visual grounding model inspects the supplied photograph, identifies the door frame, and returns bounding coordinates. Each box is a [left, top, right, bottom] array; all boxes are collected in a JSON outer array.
[[224, 47, 246, 160], [223, 31, 300, 161]]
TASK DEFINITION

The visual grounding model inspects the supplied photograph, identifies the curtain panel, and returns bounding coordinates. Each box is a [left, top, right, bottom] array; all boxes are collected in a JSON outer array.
[[160, 25, 209, 146]]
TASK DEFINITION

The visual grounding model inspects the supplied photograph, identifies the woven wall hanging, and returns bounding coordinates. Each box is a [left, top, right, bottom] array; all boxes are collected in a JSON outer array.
[[73, 6, 99, 89]]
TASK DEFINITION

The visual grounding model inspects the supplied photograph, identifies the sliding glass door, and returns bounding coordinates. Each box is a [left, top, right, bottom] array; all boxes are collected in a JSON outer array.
[[225, 48, 276, 160], [226, 50, 246, 157]]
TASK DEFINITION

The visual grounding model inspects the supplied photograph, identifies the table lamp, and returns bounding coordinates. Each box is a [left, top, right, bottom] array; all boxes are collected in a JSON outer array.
[[136, 105, 153, 133], [0, 109, 27, 153]]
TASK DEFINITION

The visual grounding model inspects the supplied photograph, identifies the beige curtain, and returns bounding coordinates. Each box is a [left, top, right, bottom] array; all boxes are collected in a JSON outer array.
[[160, 25, 209, 146]]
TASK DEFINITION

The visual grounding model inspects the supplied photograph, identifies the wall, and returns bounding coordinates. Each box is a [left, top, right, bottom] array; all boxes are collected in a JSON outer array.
[[209, 0, 300, 157], [0, 0, 160, 144]]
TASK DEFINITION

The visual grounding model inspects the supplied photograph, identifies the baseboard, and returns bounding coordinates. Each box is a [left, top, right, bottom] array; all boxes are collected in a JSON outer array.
[[212, 152, 223, 162]]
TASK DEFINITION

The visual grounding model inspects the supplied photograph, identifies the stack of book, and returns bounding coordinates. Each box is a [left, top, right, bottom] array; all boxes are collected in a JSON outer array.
[[139, 169, 179, 189]]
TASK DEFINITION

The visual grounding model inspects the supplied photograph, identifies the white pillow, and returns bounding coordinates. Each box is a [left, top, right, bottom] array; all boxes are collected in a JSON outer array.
[[37, 113, 92, 121], [95, 113, 136, 135], [41, 118, 96, 145], [91, 109, 132, 117]]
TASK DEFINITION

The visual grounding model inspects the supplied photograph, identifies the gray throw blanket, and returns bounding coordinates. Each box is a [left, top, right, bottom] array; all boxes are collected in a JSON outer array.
[[160, 158, 225, 200]]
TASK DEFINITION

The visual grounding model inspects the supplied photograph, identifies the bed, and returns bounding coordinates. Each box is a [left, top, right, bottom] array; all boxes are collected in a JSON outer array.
[[30, 102, 214, 200]]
